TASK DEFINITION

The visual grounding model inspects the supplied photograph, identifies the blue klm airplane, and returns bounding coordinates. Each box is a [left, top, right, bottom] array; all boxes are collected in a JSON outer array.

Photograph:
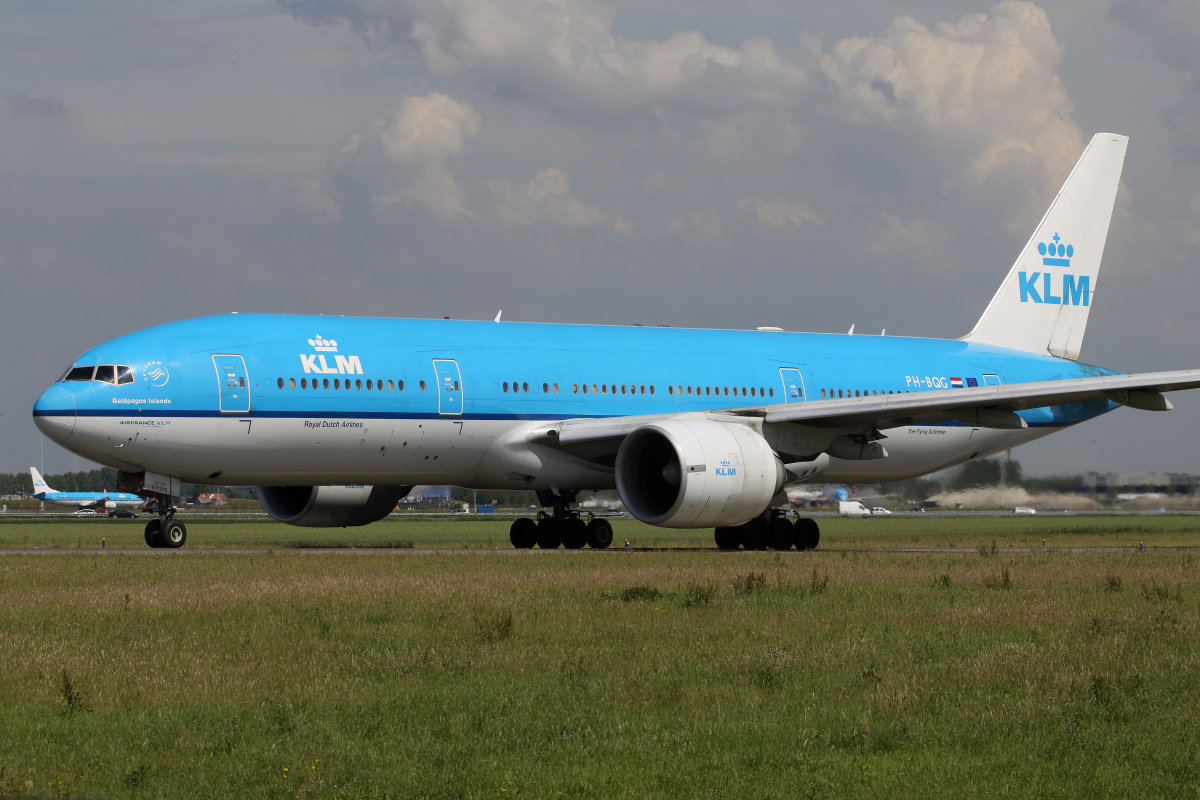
[[27, 467, 143, 512], [31, 133, 1200, 549]]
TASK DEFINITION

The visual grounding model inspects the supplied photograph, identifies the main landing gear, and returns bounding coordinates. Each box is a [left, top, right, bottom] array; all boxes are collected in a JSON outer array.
[[714, 510, 819, 551], [509, 490, 613, 550], [142, 494, 186, 549]]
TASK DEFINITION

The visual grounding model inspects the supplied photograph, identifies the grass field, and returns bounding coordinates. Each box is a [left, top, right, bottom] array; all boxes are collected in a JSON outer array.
[[1, 517, 1199, 798]]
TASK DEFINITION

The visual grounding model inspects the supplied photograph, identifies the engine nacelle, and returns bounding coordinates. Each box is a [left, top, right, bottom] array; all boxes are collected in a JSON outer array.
[[615, 419, 785, 528], [256, 485, 412, 527]]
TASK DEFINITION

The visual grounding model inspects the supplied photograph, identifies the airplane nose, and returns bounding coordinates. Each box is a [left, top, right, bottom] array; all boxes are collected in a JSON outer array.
[[33, 384, 77, 443]]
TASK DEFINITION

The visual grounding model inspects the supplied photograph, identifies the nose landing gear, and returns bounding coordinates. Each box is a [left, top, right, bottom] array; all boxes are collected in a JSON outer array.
[[142, 494, 186, 549]]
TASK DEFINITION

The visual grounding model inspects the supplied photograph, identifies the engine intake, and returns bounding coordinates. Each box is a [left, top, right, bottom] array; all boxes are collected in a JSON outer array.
[[615, 419, 784, 528], [257, 485, 412, 527]]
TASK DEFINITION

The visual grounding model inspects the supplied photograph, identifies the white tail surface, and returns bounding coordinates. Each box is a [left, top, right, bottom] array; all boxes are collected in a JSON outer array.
[[29, 467, 54, 495], [964, 132, 1128, 360]]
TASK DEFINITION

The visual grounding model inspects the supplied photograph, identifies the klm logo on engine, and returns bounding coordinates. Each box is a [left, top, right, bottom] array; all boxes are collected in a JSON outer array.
[[299, 334, 363, 375], [1019, 233, 1090, 306], [715, 459, 737, 477]]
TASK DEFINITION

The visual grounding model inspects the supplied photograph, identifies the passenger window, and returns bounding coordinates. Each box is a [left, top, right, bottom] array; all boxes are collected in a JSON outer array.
[[334, 379, 341, 390], [290, 378, 297, 389], [573, 383, 579, 394], [399, 380, 406, 391], [553, 383, 559, 394], [301, 378, 308, 389], [602, 384, 608, 394], [821, 389, 827, 399], [322, 379, 329, 389], [592, 384, 598, 394], [116, 366, 134, 385], [523, 382, 529, 393], [621, 385, 627, 395], [668, 386, 674, 395], [64, 366, 95, 382], [420, 380, 426, 391], [687, 386, 693, 396], [503, 382, 509, 393], [751, 387, 756, 397]]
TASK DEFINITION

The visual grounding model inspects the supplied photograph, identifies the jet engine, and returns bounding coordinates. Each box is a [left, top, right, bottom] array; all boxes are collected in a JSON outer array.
[[256, 485, 412, 527], [615, 419, 785, 528]]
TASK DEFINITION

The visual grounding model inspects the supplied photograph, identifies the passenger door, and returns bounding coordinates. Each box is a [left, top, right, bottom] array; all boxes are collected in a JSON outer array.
[[433, 359, 463, 416], [778, 368, 807, 404], [212, 354, 250, 413]]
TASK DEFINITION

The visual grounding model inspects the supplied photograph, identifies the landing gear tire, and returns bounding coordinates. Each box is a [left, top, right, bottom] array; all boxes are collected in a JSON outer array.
[[561, 517, 588, 549], [769, 516, 795, 550], [740, 518, 768, 551], [714, 526, 741, 550], [510, 517, 537, 549], [795, 517, 820, 550], [535, 517, 563, 549], [161, 519, 187, 548], [586, 518, 613, 549], [144, 519, 162, 548]]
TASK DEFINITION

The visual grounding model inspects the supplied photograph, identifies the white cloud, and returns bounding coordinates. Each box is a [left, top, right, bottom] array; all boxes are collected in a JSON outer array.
[[819, 0, 1084, 190], [488, 168, 633, 234], [280, 0, 811, 113], [736, 196, 822, 229], [322, 92, 480, 222], [291, 177, 341, 221], [375, 92, 481, 162]]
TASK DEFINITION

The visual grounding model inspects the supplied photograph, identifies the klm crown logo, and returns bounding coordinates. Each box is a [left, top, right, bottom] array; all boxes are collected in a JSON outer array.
[[1019, 232, 1090, 307], [715, 459, 737, 477], [307, 335, 338, 352], [1037, 233, 1075, 267]]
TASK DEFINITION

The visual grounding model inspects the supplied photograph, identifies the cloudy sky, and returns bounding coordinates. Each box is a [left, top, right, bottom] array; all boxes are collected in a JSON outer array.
[[3, 0, 1199, 479]]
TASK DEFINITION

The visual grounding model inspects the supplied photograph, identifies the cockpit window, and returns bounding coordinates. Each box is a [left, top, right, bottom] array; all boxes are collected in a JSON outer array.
[[64, 366, 96, 382], [61, 365, 134, 384]]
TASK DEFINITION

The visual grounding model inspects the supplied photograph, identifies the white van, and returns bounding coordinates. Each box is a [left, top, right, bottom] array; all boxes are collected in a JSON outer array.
[[839, 500, 872, 517]]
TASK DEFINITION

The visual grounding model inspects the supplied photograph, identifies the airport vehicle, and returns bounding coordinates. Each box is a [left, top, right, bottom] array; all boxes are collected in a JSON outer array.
[[839, 501, 872, 517], [27, 467, 144, 512], [871, 507, 892, 516], [1013, 506, 1037, 515], [32, 133, 1200, 550]]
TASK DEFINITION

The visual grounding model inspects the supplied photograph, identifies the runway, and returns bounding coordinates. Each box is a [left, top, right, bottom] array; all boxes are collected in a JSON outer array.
[[2, 544, 1195, 555]]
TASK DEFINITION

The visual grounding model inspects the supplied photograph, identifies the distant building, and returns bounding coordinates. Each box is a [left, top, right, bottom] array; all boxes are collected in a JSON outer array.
[[196, 493, 227, 505]]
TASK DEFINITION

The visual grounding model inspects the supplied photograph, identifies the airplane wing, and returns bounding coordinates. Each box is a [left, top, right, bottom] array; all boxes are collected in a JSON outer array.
[[527, 369, 1200, 464]]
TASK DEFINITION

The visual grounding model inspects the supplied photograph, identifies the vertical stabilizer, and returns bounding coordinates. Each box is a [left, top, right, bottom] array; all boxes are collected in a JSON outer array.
[[963, 133, 1128, 360], [29, 467, 54, 496]]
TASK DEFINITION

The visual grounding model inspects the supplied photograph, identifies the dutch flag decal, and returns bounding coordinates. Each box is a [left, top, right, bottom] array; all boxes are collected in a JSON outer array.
[[950, 377, 964, 389]]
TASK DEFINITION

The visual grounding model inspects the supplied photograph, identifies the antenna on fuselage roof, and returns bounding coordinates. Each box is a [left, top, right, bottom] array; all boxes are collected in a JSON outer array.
[[847, 324, 855, 335], [494, 310, 502, 322]]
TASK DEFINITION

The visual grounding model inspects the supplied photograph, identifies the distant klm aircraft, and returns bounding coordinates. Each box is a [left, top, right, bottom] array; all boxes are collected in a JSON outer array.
[[32, 133, 1200, 550], [28, 467, 143, 511]]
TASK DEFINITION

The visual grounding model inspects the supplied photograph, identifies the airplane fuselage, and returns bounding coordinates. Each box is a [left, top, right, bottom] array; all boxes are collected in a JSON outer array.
[[33, 314, 1118, 489]]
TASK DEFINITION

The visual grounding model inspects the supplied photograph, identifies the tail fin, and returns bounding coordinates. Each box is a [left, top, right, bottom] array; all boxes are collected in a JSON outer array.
[[963, 132, 1128, 360], [29, 467, 54, 496]]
